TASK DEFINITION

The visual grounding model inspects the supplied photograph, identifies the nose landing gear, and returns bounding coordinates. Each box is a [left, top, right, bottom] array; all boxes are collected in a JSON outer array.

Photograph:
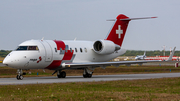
[[16, 69, 25, 80], [16, 74, 23, 80]]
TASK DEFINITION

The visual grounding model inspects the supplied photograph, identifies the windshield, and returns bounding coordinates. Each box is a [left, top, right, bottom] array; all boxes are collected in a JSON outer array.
[[16, 46, 39, 51]]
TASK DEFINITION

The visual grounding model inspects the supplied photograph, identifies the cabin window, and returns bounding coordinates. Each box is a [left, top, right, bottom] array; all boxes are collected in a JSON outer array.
[[75, 48, 77, 52], [65, 45, 69, 53], [80, 48, 83, 52], [70, 48, 72, 53], [54, 48, 57, 52], [60, 48, 63, 54], [84, 48, 87, 52]]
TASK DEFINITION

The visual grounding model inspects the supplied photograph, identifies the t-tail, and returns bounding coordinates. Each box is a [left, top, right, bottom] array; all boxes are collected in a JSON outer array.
[[105, 14, 157, 47], [167, 47, 176, 61], [143, 51, 146, 56]]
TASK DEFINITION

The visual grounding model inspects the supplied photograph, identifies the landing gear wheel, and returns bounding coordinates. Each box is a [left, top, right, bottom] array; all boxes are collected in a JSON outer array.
[[57, 74, 61, 78], [88, 74, 92, 78], [83, 74, 92, 78], [83, 68, 93, 78], [16, 69, 24, 80], [16, 75, 23, 80], [61, 71, 66, 78], [83, 74, 87, 78], [57, 71, 66, 78], [19, 75, 23, 80], [16, 75, 19, 80]]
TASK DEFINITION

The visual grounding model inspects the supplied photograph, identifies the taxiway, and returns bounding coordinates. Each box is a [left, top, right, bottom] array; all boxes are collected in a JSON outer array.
[[0, 73, 180, 85]]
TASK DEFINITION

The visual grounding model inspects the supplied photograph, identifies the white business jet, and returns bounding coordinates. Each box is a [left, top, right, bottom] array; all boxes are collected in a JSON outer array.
[[3, 14, 165, 80], [135, 51, 146, 60]]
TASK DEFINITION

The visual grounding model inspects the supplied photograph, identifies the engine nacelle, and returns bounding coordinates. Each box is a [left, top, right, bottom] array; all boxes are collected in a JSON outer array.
[[93, 40, 120, 55]]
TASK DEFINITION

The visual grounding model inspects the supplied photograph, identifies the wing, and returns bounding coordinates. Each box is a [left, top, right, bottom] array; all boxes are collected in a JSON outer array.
[[62, 47, 176, 69], [62, 60, 161, 69]]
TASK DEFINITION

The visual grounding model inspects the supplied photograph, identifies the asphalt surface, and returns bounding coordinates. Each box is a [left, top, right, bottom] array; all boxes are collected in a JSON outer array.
[[0, 63, 5, 67], [0, 73, 180, 85]]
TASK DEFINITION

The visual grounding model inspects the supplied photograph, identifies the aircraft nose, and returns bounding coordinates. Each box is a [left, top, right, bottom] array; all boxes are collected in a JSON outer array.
[[3, 57, 11, 66]]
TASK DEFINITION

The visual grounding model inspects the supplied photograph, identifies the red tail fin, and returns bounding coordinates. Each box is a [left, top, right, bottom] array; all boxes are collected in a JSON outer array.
[[106, 14, 157, 46], [105, 14, 130, 47]]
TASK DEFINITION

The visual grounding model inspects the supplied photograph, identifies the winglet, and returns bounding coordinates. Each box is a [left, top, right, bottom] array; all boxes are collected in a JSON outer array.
[[167, 47, 176, 61]]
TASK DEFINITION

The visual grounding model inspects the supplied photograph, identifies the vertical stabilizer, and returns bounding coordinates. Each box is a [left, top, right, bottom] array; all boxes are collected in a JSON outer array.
[[167, 47, 176, 61], [144, 51, 146, 56], [105, 14, 130, 46], [105, 14, 157, 47]]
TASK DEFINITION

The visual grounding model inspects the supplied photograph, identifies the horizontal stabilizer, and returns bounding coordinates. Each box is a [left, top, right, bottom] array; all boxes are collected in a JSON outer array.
[[121, 17, 157, 21], [107, 16, 157, 21]]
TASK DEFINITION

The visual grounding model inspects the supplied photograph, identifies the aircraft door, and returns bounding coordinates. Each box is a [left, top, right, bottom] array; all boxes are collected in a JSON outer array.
[[40, 40, 53, 62]]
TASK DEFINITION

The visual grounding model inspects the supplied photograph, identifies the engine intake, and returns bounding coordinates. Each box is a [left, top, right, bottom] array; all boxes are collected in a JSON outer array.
[[93, 40, 120, 55]]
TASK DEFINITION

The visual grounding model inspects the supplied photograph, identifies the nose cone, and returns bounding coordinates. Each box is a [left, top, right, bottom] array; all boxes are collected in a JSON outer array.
[[3, 51, 29, 68], [3, 56, 11, 66], [3, 52, 20, 68]]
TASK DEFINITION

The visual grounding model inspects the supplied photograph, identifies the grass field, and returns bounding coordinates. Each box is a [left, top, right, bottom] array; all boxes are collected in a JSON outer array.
[[0, 77, 180, 100], [0, 65, 180, 100]]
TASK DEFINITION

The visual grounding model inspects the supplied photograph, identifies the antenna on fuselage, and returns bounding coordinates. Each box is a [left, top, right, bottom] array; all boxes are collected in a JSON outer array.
[[41, 37, 44, 41], [74, 37, 77, 41]]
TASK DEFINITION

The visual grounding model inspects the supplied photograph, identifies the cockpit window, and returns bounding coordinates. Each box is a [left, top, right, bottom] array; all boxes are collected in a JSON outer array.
[[16, 46, 28, 50], [16, 46, 39, 51], [28, 46, 39, 50]]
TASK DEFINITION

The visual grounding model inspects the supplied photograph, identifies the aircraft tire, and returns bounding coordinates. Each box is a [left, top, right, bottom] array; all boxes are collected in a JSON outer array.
[[16, 75, 23, 80], [88, 74, 92, 78], [83, 74, 87, 78], [19, 75, 23, 80], [83, 74, 92, 78], [57, 75, 61, 78], [16, 75, 19, 80], [61, 71, 66, 78]]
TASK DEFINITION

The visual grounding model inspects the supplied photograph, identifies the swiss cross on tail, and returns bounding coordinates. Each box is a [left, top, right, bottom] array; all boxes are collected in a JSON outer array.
[[105, 14, 157, 47], [116, 25, 123, 39]]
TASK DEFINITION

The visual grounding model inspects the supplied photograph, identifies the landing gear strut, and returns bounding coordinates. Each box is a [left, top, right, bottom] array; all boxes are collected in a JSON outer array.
[[57, 71, 66, 78], [83, 68, 93, 78], [16, 69, 24, 80]]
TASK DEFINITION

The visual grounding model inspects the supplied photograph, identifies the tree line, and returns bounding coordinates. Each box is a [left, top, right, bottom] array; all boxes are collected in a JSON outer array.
[[0, 50, 180, 57], [0, 50, 11, 57], [123, 50, 180, 56]]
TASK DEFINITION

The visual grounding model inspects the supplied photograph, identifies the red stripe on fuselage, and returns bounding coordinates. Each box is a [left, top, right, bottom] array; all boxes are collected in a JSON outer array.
[[63, 50, 74, 60], [54, 40, 66, 50], [46, 60, 62, 70], [46, 40, 74, 70], [46, 40, 65, 69]]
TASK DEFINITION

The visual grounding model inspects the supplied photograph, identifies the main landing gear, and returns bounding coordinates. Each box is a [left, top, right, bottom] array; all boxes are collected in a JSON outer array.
[[83, 68, 93, 78], [57, 70, 66, 78], [16, 69, 26, 80]]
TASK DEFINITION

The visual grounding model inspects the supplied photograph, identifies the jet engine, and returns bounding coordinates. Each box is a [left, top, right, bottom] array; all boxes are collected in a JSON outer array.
[[93, 40, 120, 55]]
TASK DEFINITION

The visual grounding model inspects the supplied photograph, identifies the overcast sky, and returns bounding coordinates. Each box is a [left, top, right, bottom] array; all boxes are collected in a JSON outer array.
[[0, 0, 180, 51]]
